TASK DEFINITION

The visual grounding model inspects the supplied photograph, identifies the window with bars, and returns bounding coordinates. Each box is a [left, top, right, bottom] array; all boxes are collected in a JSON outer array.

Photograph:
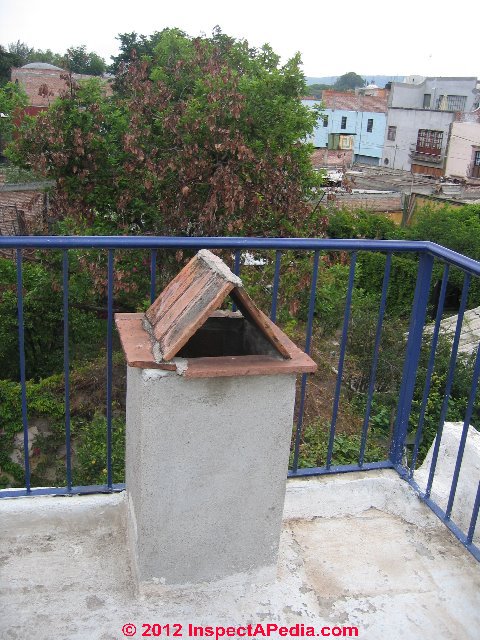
[[367, 118, 373, 132], [341, 116, 347, 129], [416, 129, 443, 155], [447, 95, 467, 111], [323, 115, 329, 127], [435, 94, 467, 111], [387, 126, 397, 141]]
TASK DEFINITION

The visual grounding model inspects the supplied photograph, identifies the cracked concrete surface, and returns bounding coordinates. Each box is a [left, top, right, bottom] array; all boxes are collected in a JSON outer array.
[[1, 470, 479, 639]]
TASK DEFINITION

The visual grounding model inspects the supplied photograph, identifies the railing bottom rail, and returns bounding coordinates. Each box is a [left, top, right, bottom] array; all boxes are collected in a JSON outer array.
[[0, 483, 126, 499], [288, 460, 394, 477], [395, 465, 480, 562]]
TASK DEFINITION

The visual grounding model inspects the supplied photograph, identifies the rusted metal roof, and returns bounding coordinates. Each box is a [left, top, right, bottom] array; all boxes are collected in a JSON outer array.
[[322, 90, 388, 113]]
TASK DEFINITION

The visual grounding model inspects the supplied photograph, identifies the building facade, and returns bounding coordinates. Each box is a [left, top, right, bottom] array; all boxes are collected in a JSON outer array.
[[11, 62, 112, 114], [382, 77, 479, 176], [445, 115, 480, 181], [303, 91, 388, 167]]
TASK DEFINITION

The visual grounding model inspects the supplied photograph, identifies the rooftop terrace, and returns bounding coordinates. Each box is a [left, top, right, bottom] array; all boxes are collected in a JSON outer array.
[[1, 236, 480, 639], [2, 470, 480, 640]]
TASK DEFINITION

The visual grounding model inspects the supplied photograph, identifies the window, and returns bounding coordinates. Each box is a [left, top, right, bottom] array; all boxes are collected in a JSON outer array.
[[447, 95, 467, 111], [387, 126, 397, 141], [367, 118, 373, 132], [423, 94, 431, 108], [323, 115, 328, 127], [341, 116, 347, 129], [434, 94, 467, 111], [416, 129, 443, 155], [472, 150, 480, 178], [387, 127, 397, 142]]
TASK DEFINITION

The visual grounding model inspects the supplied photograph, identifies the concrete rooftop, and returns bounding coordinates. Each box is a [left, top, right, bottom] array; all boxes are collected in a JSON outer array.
[[1, 470, 479, 640]]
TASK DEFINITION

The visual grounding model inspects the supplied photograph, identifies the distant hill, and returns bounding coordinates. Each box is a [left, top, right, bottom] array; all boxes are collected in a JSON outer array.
[[306, 75, 405, 88]]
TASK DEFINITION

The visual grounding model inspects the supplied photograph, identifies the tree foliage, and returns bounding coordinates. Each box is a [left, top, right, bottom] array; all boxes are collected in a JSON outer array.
[[1, 40, 106, 77], [305, 83, 331, 98], [327, 204, 480, 313], [10, 29, 324, 238], [109, 31, 167, 75], [63, 46, 106, 76], [7, 41, 33, 67], [0, 255, 105, 380], [405, 204, 480, 261], [0, 46, 21, 86], [333, 71, 365, 91], [0, 82, 28, 150]]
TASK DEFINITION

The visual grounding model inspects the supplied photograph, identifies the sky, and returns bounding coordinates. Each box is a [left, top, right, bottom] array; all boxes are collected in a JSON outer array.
[[0, 0, 478, 79]]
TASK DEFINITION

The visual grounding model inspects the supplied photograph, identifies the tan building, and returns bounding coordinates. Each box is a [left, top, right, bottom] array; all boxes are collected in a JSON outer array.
[[11, 62, 112, 114], [445, 116, 480, 181]]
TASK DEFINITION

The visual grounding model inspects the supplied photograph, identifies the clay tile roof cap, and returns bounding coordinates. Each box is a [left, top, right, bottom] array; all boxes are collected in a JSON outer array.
[[115, 250, 318, 377], [143, 249, 291, 362]]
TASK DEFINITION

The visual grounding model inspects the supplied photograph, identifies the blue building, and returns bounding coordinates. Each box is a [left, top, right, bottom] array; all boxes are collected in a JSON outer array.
[[303, 91, 388, 166]]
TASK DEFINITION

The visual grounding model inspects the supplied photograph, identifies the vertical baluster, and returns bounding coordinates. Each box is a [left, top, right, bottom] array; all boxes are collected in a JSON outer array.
[[467, 482, 480, 545], [270, 250, 282, 323], [291, 251, 320, 474], [16, 249, 30, 493], [327, 253, 357, 469], [150, 249, 157, 304], [63, 250, 72, 491], [390, 252, 434, 467], [445, 341, 480, 520], [232, 249, 241, 312], [426, 272, 471, 498], [106, 249, 114, 489], [409, 264, 450, 476], [359, 253, 391, 466]]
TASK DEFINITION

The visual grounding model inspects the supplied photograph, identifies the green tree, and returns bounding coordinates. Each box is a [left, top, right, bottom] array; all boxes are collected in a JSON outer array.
[[109, 31, 166, 75], [4, 41, 106, 76], [406, 204, 480, 260], [7, 41, 33, 67], [334, 72, 365, 91], [0, 45, 21, 86], [0, 81, 28, 153], [63, 45, 106, 76], [26, 48, 65, 67], [306, 83, 330, 98], [405, 204, 480, 308], [0, 254, 106, 380], [10, 29, 323, 238]]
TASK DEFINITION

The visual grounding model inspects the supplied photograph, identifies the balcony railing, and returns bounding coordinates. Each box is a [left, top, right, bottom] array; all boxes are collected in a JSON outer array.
[[0, 236, 479, 563]]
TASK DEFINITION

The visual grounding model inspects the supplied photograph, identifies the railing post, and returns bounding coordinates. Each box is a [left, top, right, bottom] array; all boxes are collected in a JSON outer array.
[[390, 251, 434, 466]]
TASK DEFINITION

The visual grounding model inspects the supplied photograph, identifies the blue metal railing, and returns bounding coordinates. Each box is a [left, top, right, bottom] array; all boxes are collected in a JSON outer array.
[[0, 236, 479, 562]]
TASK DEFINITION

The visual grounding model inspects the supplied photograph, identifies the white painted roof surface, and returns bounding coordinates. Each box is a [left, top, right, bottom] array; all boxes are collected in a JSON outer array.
[[1, 470, 479, 639], [21, 62, 64, 70], [428, 306, 480, 356]]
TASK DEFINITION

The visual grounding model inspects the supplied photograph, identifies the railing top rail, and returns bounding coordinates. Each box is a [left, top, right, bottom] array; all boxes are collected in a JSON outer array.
[[1, 236, 480, 276], [0, 236, 429, 251], [427, 242, 480, 277]]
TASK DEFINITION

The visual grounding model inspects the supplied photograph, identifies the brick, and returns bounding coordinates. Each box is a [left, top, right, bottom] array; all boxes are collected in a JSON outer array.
[[11, 67, 112, 108]]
